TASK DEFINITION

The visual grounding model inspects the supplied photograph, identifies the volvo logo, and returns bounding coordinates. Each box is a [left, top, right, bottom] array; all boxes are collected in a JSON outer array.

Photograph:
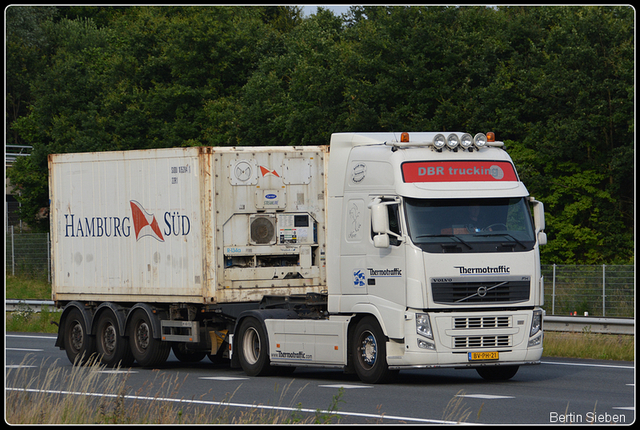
[[477, 286, 488, 297]]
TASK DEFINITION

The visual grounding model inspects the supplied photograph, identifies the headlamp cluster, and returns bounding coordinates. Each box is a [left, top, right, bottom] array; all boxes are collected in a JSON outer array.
[[433, 133, 488, 151]]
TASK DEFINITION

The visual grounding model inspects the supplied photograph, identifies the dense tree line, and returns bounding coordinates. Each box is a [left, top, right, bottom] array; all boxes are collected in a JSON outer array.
[[6, 6, 634, 264]]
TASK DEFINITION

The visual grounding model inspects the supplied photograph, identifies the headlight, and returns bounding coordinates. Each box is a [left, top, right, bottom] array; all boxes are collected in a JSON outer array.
[[530, 309, 543, 337], [528, 310, 543, 347], [416, 313, 436, 350], [416, 313, 433, 339], [433, 134, 446, 149]]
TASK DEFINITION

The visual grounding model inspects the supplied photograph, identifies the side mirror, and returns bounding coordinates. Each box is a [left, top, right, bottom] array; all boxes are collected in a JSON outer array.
[[530, 198, 546, 246], [371, 203, 390, 248], [371, 203, 389, 234]]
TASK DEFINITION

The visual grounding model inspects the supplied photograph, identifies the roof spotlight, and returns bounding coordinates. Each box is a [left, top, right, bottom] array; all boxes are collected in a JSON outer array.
[[433, 134, 446, 149], [446, 133, 460, 149], [474, 133, 487, 148], [460, 133, 473, 149]]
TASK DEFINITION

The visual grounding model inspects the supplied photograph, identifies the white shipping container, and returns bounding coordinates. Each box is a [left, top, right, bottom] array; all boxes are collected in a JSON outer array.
[[49, 146, 328, 305]]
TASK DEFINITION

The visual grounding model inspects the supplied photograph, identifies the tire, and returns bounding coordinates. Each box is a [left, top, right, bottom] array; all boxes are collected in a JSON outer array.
[[95, 310, 134, 368], [351, 317, 398, 384], [476, 365, 519, 381], [237, 317, 274, 376], [63, 308, 96, 365], [128, 309, 170, 368], [172, 343, 206, 363]]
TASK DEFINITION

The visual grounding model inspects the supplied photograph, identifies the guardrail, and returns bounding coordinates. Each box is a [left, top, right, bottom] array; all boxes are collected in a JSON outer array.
[[5, 300, 635, 335], [544, 315, 634, 335]]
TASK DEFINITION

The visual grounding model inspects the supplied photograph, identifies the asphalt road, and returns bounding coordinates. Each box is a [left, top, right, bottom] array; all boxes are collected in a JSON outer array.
[[5, 332, 636, 424]]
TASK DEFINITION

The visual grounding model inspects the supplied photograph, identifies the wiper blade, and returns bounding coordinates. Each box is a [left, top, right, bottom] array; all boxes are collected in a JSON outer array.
[[475, 232, 526, 249], [417, 234, 472, 249]]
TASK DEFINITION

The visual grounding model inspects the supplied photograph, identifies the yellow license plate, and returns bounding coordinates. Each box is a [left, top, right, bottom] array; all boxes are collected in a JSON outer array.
[[468, 351, 499, 361]]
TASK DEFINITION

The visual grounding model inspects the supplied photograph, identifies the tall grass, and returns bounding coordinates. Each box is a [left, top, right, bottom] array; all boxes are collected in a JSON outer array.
[[6, 355, 351, 424]]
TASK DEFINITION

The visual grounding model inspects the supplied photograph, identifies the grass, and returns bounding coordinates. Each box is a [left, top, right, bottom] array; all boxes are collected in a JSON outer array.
[[5, 355, 351, 424], [542, 331, 634, 362]]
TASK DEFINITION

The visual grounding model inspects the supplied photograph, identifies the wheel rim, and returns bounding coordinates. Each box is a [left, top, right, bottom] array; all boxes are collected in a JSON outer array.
[[70, 321, 84, 352], [242, 327, 260, 365], [102, 322, 117, 355], [359, 331, 377, 368], [135, 321, 150, 351]]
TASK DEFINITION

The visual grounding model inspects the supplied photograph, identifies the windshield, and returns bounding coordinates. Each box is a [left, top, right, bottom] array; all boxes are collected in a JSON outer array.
[[404, 197, 536, 253]]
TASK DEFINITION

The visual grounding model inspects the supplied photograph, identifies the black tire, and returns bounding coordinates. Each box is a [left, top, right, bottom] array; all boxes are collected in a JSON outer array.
[[128, 309, 170, 368], [172, 343, 206, 363], [95, 310, 134, 368], [237, 317, 274, 376], [476, 365, 519, 381], [351, 317, 397, 384], [63, 307, 96, 365]]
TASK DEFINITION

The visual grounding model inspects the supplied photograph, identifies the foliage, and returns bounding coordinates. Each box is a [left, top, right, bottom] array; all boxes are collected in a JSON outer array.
[[5, 5, 634, 263]]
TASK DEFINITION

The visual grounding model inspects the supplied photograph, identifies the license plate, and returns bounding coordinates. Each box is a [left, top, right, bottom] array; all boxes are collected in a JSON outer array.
[[468, 351, 499, 361]]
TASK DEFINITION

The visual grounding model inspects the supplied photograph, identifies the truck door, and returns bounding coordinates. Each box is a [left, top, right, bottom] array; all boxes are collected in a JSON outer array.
[[366, 198, 406, 309]]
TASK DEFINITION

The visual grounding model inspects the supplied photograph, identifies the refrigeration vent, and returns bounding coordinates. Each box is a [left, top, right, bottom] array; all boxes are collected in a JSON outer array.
[[250, 215, 276, 245]]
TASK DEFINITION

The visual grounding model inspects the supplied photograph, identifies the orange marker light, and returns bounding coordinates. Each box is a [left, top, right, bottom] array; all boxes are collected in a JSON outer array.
[[401, 132, 410, 142], [487, 132, 496, 142]]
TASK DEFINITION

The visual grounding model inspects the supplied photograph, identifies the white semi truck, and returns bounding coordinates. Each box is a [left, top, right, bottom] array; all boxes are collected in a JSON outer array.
[[49, 131, 546, 383]]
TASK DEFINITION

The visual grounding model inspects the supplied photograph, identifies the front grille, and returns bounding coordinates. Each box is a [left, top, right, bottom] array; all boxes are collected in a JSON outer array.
[[431, 280, 530, 304], [454, 316, 510, 329], [454, 335, 511, 349]]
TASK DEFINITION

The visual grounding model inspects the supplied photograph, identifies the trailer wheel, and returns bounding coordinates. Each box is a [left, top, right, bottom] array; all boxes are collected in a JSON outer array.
[[128, 309, 170, 368], [95, 311, 134, 368], [63, 308, 95, 365], [352, 317, 397, 384], [476, 365, 519, 381], [237, 317, 274, 376]]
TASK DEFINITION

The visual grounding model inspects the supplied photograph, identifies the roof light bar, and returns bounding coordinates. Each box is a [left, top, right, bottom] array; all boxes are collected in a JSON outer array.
[[389, 131, 502, 150]]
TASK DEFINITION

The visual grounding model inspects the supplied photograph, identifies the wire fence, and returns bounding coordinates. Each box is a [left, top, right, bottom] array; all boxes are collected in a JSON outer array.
[[542, 264, 635, 318], [5, 232, 635, 317]]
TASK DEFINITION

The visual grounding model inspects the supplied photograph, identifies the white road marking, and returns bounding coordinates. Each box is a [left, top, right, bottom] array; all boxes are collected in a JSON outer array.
[[318, 384, 372, 389], [199, 376, 249, 381], [612, 407, 635, 411], [6, 334, 57, 340], [98, 370, 138, 374], [5, 365, 38, 369], [456, 394, 515, 400], [5, 387, 460, 424], [542, 361, 634, 369]]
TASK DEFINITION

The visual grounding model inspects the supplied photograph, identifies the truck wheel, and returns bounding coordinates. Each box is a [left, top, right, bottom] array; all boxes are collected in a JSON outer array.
[[476, 365, 519, 381], [63, 308, 95, 365], [128, 309, 170, 368], [237, 317, 274, 376], [95, 310, 134, 368], [352, 317, 397, 384], [172, 343, 206, 363]]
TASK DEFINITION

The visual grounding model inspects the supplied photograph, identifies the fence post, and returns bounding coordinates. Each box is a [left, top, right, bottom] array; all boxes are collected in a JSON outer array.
[[552, 263, 556, 316], [602, 264, 606, 317], [11, 225, 15, 277]]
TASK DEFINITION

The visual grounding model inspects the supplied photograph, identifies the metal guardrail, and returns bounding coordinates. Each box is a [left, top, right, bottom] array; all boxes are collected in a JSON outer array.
[[544, 315, 634, 335], [6, 299, 56, 312], [5, 300, 635, 335]]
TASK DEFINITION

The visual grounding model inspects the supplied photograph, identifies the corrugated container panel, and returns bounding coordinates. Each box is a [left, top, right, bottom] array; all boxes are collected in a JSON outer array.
[[50, 148, 210, 303]]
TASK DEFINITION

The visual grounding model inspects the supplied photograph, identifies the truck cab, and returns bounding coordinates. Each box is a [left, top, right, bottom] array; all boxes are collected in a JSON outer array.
[[325, 132, 546, 381]]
